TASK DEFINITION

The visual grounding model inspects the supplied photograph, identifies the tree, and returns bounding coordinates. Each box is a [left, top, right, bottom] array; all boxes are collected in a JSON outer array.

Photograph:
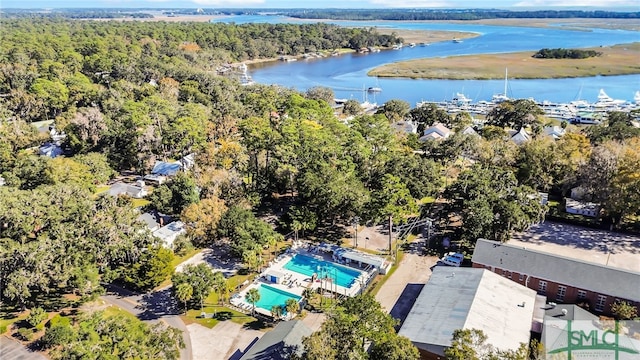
[[172, 263, 217, 310], [409, 102, 450, 133], [611, 300, 638, 320], [486, 99, 543, 130], [342, 99, 362, 116], [368, 174, 418, 225], [443, 165, 546, 242], [586, 111, 640, 144], [378, 99, 410, 122], [245, 288, 261, 316], [369, 334, 420, 360], [212, 271, 227, 305], [123, 246, 174, 291], [148, 172, 199, 215], [445, 329, 528, 360], [301, 294, 417, 360], [285, 298, 299, 316], [180, 196, 227, 247], [175, 283, 193, 313], [305, 86, 335, 104], [271, 304, 283, 321]]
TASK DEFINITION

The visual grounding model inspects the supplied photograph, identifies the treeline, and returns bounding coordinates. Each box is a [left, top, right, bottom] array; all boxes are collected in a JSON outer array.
[[533, 48, 602, 59], [0, 9, 154, 19], [286, 9, 640, 21]]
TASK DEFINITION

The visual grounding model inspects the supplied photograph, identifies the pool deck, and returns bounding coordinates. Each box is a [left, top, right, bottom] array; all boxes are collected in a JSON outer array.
[[230, 242, 376, 318]]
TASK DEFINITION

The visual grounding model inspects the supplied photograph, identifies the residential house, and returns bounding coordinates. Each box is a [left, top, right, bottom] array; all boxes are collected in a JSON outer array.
[[137, 211, 172, 232], [239, 320, 312, 360], [390, 120, 418, 134], [418, 123, 452, 142], [543, 125, 566, 140], [398, 267, 537, 360], [509, 128, 531, 145], [150, 154, 195, 177], [471, 238, 640, 316], [459, 125, 479, 137], [108, 181, 148, 199], [152, 221, 186, 249], [38, 142, 64, 158], [0, 176, 4, 186]]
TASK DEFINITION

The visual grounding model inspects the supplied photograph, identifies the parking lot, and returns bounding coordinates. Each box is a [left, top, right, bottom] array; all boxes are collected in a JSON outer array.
[[510, 221, 640, 272]]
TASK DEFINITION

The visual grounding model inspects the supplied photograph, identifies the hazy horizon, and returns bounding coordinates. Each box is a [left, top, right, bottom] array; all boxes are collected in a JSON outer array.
[[2, 0, 638, 10]]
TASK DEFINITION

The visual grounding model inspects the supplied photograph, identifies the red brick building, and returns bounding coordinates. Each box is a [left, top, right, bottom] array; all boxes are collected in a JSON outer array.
[[471, 239, 640, 316]]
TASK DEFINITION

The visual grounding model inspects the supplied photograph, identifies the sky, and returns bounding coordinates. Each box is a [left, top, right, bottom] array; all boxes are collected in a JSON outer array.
[[2, 0, 639, 10]]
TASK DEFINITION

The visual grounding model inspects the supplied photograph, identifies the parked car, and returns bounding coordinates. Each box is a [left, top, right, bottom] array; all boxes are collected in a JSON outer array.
[[441, 252, 464, 267]]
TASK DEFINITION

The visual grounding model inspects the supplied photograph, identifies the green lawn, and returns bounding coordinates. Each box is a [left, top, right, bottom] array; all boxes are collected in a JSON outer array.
[[0, 311, 28, 335], [94, 185, 110, 194], [130, 198, 151, 208]]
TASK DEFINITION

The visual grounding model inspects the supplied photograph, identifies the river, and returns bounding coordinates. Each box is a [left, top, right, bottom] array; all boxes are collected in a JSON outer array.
[[213, 15, 640, 106]]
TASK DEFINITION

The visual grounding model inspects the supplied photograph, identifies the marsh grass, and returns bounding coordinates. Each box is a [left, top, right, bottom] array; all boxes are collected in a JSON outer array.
[[369, 43, 640, 79]]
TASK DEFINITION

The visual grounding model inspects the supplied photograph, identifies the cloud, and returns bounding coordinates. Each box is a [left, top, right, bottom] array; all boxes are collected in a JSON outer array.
[[370, 0, 454, 7], [192, 0, 265, 5], [514, 0, 639, 6]]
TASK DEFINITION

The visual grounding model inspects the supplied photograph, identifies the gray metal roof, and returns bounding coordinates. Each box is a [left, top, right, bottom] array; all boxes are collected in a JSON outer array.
[[472, 238, 640, 302], [398, 267, 536, 355], [239, 320, 312, 360]]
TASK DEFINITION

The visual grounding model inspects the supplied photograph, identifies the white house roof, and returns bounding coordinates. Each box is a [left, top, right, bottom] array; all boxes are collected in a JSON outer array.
[[108, 182, 146, 198], [152, 221, 186, 248], [472, 238, 640, 302], [399, 267, 536, 355], [510, 128, 531, 144], [420, 123, 451, 140], [543, 125, 565, 139]]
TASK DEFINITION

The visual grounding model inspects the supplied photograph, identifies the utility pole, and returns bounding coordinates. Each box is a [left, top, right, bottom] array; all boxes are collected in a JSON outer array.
[[388, 215, 393, 256]]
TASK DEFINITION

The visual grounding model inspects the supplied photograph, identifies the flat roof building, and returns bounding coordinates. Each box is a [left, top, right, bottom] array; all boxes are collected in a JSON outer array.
[[399, 267, 537, 359]]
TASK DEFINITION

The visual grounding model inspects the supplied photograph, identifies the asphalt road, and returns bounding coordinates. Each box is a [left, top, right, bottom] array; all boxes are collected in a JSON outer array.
[[102, 284, 192, 360]]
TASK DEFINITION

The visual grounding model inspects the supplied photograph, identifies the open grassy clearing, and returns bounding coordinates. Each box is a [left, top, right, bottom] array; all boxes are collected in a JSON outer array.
[[369, 42, 640, 79]]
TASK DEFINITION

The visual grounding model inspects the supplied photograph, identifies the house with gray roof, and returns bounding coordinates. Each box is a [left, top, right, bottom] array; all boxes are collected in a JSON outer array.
[[107, 182, 147, 199], [239, 320, 312, 360], [472, 238, 640, 316], [398, 267, 537, 359]]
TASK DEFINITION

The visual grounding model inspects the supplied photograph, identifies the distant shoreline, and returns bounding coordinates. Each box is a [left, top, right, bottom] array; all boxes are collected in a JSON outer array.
[[368, 42, 640, 80]]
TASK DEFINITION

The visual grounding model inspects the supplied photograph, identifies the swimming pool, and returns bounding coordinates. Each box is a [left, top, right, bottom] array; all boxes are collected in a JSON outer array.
[[284, 254, 362, 288], [254, 284, 301, 312]]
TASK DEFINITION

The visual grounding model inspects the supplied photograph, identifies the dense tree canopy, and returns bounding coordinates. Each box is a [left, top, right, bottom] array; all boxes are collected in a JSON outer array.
[[301, 294, 419, 360]]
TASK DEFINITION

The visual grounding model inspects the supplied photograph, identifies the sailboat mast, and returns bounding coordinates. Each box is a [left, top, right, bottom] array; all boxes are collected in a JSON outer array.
[[504, 68, 508, 97]]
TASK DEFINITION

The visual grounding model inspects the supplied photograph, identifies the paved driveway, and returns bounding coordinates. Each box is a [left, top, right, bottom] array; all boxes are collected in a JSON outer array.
[[511, 221, 640, 272], [0, 336, 46, 360], [102, 284, 192, 360]]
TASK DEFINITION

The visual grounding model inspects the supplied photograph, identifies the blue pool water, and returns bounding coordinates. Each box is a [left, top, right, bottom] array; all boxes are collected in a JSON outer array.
[[284, 254, 362, 288], [254, 284, 301, 312]]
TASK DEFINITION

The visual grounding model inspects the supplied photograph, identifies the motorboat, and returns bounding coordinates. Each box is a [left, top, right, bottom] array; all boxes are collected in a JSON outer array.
[[367, 87, 382, 93]]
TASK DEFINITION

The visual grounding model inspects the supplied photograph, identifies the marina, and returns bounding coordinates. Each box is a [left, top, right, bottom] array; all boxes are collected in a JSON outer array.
[[213, 16, 640, 107]]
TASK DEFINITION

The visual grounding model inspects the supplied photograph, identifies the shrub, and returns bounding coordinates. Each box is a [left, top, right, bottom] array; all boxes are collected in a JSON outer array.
[[42, 323, 75, 348], [17, 327, 34, 341], [26, 307, 47, 328]]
